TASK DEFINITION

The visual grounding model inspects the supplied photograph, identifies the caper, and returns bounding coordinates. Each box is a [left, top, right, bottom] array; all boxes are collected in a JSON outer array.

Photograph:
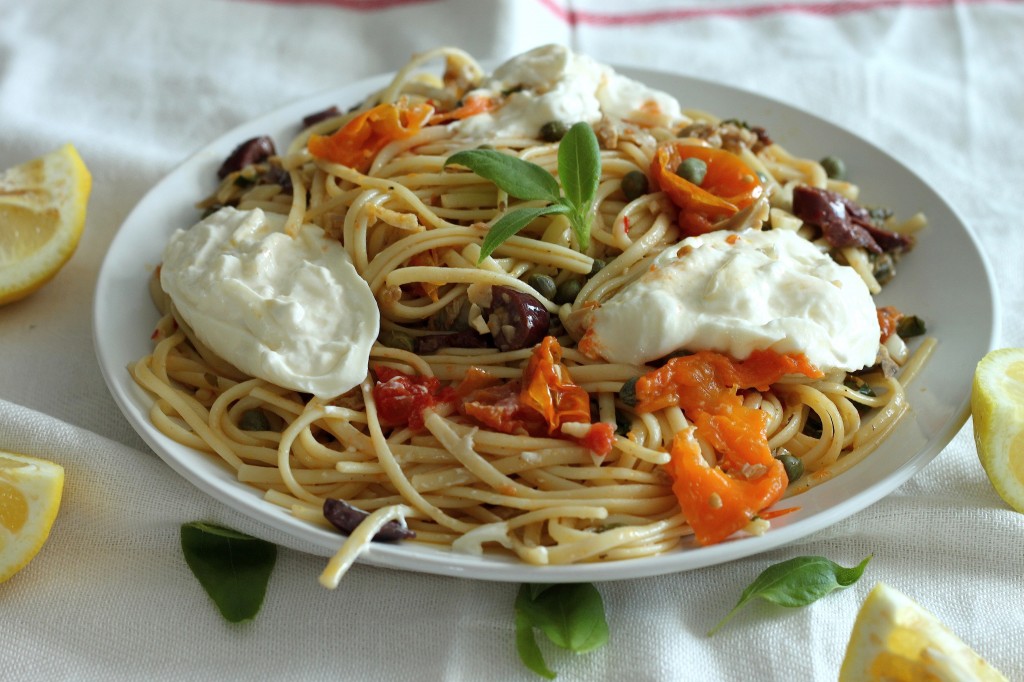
[[620, 170, 649, 201], [379, 329, 415, 353], [774, 449, 804, 483], [820, 155, 846, 180], [539, 120, 570, 142], [896, 315, 927, 338], [527, 273, 558, 301], [239, 409, 271, 432], [554, 278, 582, 305], [476, 143, 495, 150], [619, 377, 639, 407], [676, 157, 708, 185], [589, 259, 606, 277]]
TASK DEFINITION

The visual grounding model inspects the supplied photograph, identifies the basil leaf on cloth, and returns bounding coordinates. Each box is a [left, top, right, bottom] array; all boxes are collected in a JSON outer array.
[[180, 521, 278, 623], [709, 555, 872, 635]]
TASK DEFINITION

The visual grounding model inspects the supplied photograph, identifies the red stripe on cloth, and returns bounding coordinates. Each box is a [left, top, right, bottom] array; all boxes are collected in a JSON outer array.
[[538, 0, 1010, 26], [233, 0, 438, 10]]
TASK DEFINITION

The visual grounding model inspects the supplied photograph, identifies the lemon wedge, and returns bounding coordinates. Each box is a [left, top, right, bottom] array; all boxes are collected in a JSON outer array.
[[840, 583, 1007, 681], [972, 348, 1024, 514], [0, 143, 91, 305], [0, 451, 65, 583]]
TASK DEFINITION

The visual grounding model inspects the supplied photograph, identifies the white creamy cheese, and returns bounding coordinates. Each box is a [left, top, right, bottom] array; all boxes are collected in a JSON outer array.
[[160, 207, 379, 398], [454, 44, 684, 139], [581, 229, 881, 372]]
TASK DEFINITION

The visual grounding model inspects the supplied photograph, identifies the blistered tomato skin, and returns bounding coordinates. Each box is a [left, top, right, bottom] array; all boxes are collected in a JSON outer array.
[[651, 143, 764, 236], [372, 367, 457, 431]]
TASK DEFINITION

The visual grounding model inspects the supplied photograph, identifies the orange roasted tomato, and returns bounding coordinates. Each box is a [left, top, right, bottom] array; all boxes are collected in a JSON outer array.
[[634, 350, 821, 545], [651, 143, 764, 237], [308, 100, 433, 172]]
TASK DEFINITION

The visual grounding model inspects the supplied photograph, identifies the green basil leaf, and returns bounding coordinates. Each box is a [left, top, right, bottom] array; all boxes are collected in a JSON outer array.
[[557, 123, 600, 252], [708, 554, 871, 636], [517, 583, 609, 653], [479, 204, 569, 261], [515, 589, 557, 679], [180, 521, 277, 623], [557, 122, 601, 214], [444, 149, 561, 203]]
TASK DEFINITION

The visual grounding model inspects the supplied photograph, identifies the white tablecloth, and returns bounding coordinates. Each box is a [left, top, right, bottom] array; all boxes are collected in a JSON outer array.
[[2, 1, 1022, 679]]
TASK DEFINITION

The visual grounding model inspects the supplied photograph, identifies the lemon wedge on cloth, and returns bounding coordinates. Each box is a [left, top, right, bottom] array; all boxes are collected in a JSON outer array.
[[839, 583, 1007, 681], [0, 451, 65, 583], [0, 143, 91, 305], [972, 348, 1024, 513]]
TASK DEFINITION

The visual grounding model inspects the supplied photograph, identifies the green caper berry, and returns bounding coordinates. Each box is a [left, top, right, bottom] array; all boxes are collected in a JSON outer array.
[[527, 273, 558, 301], [239, 409, 271, 432], [620, 170, 649, 201], [820, 155, 847, 180], [774, 450, 804, 483], [539, 120, 570, 142], [476, 143, 495, 150], [589, 259, 606, 277], [554, 278, 582, 305], [676, 157, 708, 185], [379, 330, 415, 353], [619, 377, 639, 407]]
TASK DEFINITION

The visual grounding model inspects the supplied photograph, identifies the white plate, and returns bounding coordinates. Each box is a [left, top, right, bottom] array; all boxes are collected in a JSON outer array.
[[94, 66, 998, 582]]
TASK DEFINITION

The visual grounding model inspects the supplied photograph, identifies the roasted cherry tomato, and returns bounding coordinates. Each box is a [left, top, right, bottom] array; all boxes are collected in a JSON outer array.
[[372, 366, 456, 431], [632, 350, 820, 545], [651, 143, 764, 236], [308, 100, 433, 171], [521, 337, 591, 432]]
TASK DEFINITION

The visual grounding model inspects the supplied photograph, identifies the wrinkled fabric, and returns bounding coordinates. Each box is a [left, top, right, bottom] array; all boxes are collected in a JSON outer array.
[[1, 1, 1022, 679]]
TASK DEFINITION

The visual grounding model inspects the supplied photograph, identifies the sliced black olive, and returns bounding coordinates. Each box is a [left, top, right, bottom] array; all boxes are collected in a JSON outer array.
[[217, 136, 276, 179], [415, 329, 488, 355], [323, 498, 415, 542], [302, 105, 341, 129], [484, 286, 550, 352]]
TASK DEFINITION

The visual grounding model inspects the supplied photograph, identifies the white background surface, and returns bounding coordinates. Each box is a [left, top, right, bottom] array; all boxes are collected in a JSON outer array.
[[2, 1, 1022, 679]]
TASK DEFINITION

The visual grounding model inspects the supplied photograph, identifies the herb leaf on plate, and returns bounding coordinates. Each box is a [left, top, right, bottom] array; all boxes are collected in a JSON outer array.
[[708, 554, 872, 636], [180, 521, 278, 623], [444, 123, 602, 260]]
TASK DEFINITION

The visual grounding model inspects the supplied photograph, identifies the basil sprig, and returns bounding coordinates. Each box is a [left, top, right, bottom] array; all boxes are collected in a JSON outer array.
[[444, 122, 601, 261], [515, 583, 610, 678], [708, 554, 872, 636], [180, 521, 278, 623]]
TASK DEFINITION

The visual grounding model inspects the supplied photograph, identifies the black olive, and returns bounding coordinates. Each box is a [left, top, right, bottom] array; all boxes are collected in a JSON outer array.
[[484, 286, 550, 352], [217, 136, 276, 179], [619, 377, 639, 407], [323, 498, 415, 541], [302, 105, 341, 129], [415, 329, 489, 355]]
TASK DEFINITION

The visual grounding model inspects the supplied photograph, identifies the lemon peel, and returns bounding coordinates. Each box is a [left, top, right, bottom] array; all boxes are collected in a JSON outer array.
[[0, 143, 91, 305], [0, 450, 65, 583], [972, 348, 1024, 513], [840, 583, 1007, 681]]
